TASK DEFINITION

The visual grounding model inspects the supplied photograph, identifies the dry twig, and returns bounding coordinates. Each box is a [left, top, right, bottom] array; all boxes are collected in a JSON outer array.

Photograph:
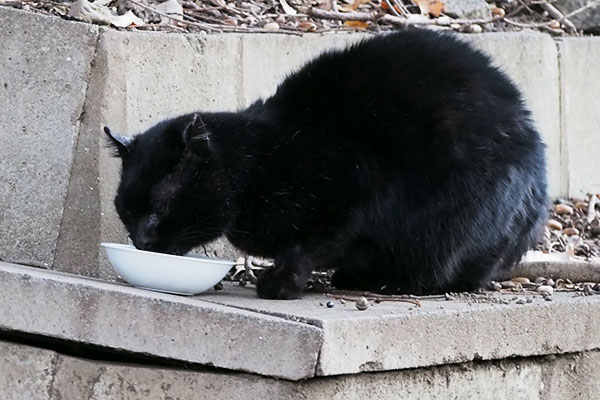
[[326, 292, 422, 306], [539, 1, 577, 32]]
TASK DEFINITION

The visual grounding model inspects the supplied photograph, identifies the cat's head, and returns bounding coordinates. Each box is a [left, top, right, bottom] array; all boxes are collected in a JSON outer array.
[[105, 113, 229, 255]]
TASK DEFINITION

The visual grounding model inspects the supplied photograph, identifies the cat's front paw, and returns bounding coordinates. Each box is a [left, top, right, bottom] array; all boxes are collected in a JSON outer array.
[[256, 267, 303, 300]]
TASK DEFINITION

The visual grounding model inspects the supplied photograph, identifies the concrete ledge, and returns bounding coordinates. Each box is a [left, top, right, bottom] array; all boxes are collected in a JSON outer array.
[[203, 283, 600, 377], [0, 262, 322, 380], [2, 262, 599, 381], [2, 340, 600, 399]]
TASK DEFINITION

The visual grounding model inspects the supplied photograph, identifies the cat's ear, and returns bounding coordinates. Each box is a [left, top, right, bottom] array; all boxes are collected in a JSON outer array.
[[183, 114, 211, 156], [104, 126, 133, 158]]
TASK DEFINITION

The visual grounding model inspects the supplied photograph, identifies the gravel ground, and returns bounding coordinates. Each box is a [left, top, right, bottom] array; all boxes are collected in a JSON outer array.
[[536, 194, 600, 260], [0, 0, 593, 35]]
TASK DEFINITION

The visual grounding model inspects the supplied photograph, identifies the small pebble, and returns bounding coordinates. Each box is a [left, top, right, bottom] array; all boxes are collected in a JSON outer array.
[[583, 284, 594, 295], [239, 280, 247, 287], [536, 285, 554, 296], [516, 299, 526, 305], [319, 302, 324, 307], [468, 24, 482, 33], [339, 298, 346, 304], [489, 281, 502, 291], [545, 296, 553, 301], [437, 16, 451, 25], [263, 22, 280, 31], [555, 204, 574, 215], [546, 278, 555, 287], [555, 279, 566, 289], [563, 227, 580, 236], [575, 201, 588, 211], [491, 7, 505, 16], [500, 281, 517, 289], [326, 301, 335, 308], [548, 19, 561, 29], [356, 297, 369, 310], [526, 298, 533, 303], [535, 277, 547, 284], [547, 219, 563, 231]]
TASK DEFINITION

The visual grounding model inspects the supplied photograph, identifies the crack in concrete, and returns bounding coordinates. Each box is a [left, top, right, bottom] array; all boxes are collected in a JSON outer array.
[[554, 37, 570, 197], [47, 352, 60, 400]]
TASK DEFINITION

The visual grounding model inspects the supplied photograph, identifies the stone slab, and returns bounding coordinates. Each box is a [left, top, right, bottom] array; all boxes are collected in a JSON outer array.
[[203, 282, 600, 377], [2, 340, 600, 399], [466, 32, 563, 198], [557, 38, 600, 197], [0, 262, 322, 380], [0, 7, 98, 268]]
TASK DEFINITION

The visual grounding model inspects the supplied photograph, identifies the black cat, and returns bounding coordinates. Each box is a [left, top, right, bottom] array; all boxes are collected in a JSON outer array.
[[106, 28, 548, 300]]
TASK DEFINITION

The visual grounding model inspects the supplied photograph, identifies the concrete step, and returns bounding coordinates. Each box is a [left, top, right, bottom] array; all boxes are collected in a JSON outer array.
[[2, 339, 599, 400], [2, 261, 599, 382]]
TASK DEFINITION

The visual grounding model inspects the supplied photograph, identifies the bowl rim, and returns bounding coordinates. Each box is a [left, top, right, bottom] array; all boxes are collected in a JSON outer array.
[[101, 242, 235, 265]]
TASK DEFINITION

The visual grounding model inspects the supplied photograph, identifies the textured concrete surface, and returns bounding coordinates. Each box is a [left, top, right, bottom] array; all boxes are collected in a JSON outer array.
[[204, 283, 600, 377], [466, 32, 563, 198], [0, 262, 322, 380], [0, 7, 98, 268], [2, 261, 599, 380], [0, 341, 57, 400], [557, 37, 600, 197], [2, 340, 600, 399]]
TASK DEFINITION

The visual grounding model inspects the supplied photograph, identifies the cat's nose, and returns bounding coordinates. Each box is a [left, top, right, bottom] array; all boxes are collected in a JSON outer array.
[[135, 213, 159, 251], [136, 234, 153, 251]]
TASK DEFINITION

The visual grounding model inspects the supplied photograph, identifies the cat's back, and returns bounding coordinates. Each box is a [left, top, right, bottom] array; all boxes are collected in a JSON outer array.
[[256, 29, 540, 171], [264, 29, 522, 119]]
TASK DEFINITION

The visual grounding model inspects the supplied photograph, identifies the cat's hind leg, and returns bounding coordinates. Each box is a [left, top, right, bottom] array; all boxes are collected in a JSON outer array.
[[329, 240, 389, 292]]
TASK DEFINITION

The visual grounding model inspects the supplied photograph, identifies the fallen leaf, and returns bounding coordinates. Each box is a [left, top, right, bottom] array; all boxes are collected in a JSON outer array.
[[412, 0, 445, 17], [279, 0, 297, 15], [381, 0, 401, 13], [69, 0, 144, 27], [155, 0, 183, 24], [298, 21, 318, 31], [343, 20, 369, 29]]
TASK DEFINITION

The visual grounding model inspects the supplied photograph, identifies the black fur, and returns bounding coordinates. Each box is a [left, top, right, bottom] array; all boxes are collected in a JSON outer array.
[[107, 29, 548, 299]]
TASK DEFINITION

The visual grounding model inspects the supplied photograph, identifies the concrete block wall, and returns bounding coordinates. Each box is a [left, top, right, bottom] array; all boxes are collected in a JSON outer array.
[[2, 339, 600, 399], [1, 6, 599, 278]]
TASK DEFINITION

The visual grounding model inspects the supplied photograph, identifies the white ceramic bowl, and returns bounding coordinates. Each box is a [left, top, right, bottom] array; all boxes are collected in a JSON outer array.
[[101, 243, 234, 295]]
